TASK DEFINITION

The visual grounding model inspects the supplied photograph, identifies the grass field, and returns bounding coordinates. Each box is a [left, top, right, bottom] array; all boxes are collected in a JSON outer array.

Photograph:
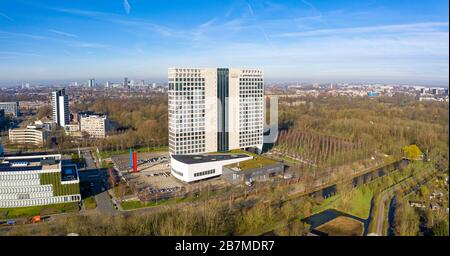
[[83, 197, 97, 210], [313, 187, 374, 219], [0, 203, 79, 219], [315, 216, 364, 236], [225, 149, 278, 171]]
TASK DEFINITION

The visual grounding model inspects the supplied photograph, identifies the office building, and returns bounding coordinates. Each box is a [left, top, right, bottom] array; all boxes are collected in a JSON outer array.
[[0, 154, 81, 208], [170, 154, 252, 182], [168, 68, 264, 155], [8, 125, 49, 147], [51, 89, 69, 127], [124, 77, 128, 87], [168, 68, 264, 182], [80, 113, 108, 139], [88, 79, 95, 88], [0, 102, 19, 117]]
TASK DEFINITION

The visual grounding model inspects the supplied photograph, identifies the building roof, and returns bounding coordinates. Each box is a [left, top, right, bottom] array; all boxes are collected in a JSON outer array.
[[171, 154, 250, 164], [0, 154, 61, 172]]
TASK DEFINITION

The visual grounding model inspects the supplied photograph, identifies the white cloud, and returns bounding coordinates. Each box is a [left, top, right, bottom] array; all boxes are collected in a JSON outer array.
[[49, 29, 79, 38], [277, 22, 449, 37], [0, 12, 13, 21], [124, 0, 131, 15]]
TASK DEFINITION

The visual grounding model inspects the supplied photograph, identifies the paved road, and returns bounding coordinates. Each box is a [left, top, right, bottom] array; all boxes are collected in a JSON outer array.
[[95, 191, 116, 216], [374, 172, 434, 236], [375, 190, 394, 235], [82, 150, 97, 170]]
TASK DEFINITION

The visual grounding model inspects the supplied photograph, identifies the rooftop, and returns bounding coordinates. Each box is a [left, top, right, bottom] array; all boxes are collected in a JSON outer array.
[[0, 154, 61, 172], [224, 151, 279, 171], [61, 164, 78, 181], [171, 154, 251, 164]]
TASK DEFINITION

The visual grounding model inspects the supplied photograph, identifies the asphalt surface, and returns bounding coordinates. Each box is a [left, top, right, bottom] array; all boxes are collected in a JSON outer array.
[[375, 190, 393, 235], [95, 191, 117, 216], [78, 151, 117, 216], [82, 150, 97, 170]]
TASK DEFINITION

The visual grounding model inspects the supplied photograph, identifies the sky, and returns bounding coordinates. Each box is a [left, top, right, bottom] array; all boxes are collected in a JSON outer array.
[[0, 0, 448, 86]]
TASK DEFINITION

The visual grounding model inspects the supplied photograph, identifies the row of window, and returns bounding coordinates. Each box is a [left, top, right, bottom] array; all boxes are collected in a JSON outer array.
[[0, 185, 52, 194], [0, 194, 80, 208], [194, 169, 216, 177], [0, 173, 39, 181]]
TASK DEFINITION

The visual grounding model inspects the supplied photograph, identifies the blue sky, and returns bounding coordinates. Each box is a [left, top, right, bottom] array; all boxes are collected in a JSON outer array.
[[0, 0, 448, 86]]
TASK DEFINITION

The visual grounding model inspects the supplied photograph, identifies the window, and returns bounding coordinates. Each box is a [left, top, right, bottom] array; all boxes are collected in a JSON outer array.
[[194, 169, 215, 177]]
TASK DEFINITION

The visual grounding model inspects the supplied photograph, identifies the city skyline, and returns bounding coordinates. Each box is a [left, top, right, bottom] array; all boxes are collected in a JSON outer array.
[[0, 0, 449, 86]]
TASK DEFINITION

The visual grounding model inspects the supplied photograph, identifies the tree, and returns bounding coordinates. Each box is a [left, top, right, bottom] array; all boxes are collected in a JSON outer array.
[[37, 105, 52, 120], [402, 145, 423, 160], [393, 199, 420, 236]]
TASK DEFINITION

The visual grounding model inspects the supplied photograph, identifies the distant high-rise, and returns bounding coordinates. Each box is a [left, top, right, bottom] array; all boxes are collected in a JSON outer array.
[[51, 89, 69, 127], [124, 77, 128, 87], [88, 79, 95, 88]]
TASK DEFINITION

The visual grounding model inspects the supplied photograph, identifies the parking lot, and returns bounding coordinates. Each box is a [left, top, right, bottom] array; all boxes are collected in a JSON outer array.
[[111, 151, 229, 201]]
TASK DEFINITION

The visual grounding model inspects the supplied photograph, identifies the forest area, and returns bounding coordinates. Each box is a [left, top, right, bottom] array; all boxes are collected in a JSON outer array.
[[275, 95, 449, 171], [54, 95, 169, 151]]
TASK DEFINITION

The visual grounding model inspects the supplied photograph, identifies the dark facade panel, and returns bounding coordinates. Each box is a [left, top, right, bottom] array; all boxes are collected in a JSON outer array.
[[217, 68, 229, 152]]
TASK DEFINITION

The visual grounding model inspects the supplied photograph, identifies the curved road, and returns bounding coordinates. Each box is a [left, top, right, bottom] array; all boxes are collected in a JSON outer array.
[[374, 172, 434, 236]]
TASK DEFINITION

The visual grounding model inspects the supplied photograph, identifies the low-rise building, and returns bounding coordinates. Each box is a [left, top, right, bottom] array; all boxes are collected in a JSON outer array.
[[79, 113, 108, 139], [170, 154, 253, 182], [8, 125, 49, 146], [222, 161, 285, 185], [64, 124, 82, 137], [0, 102, 19, 117], [0, 154, 81, 208]]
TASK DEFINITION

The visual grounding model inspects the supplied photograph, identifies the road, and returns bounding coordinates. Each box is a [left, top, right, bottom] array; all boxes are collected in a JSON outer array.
[[374, 172, 435, 236], [78, 150, 116, 216], [82, 150, 97, 170], [375, 189, 394, 235], [95, 191, 117, 216]]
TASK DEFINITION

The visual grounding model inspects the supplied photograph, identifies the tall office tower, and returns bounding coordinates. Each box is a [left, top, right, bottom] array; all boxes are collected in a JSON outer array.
[[87, 79, 95, 88], [168, 68, 264, 155], [124, 77, 128, 87], [51, 89, 69, 127]]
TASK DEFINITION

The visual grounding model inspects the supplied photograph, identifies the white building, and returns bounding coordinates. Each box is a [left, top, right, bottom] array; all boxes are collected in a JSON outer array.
[[168, 68, 264, 182], [168, 68, 264, 155], [0, 154, 81, 208], [0, 102, 19, 117], [80, 114, 108, 139], [8, 125, 49, 146], [51, 89, 69, 127], [170, 154, 252, 182]]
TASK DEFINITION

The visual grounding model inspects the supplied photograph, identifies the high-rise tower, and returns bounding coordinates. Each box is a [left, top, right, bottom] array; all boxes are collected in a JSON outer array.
[[51, 89, 69, 127], [168, 68, 264, 155]]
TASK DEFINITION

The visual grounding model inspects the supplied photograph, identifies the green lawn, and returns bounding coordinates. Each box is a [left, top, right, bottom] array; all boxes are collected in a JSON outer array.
[[313, 187, 374, 219], [98, 146, 168, 159], [83, 196, 97, 210], [0, 203, 79, 219], [225, 149, 278, 171]]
